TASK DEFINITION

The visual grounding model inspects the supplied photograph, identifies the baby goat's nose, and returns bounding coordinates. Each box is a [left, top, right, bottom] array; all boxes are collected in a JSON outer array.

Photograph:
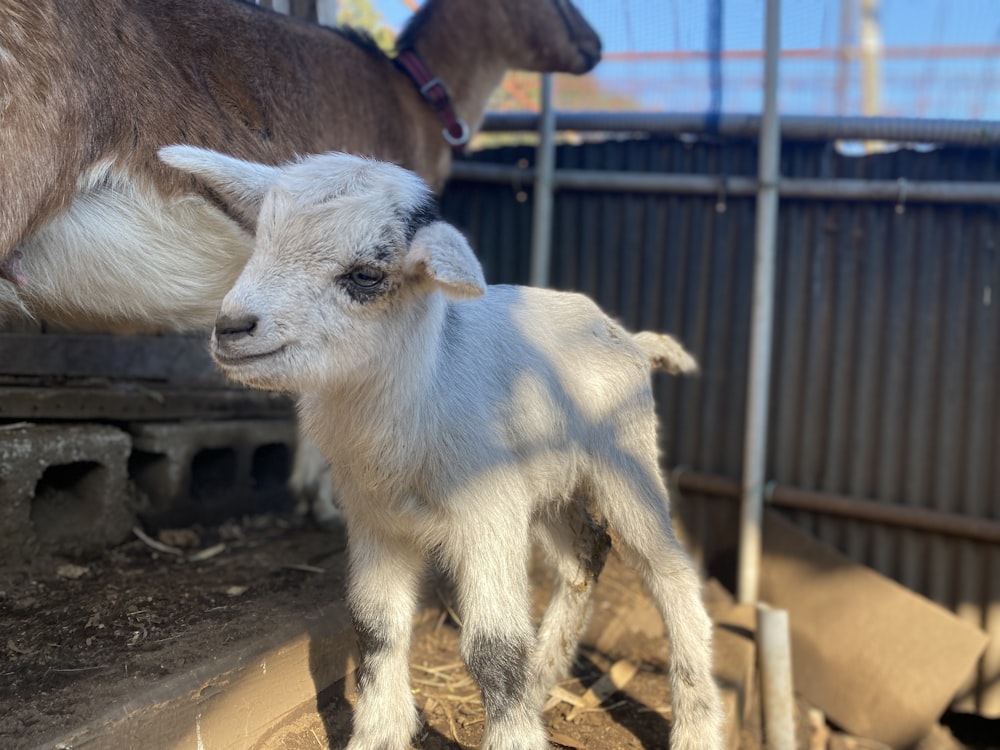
[[214, 310, 258, 341]]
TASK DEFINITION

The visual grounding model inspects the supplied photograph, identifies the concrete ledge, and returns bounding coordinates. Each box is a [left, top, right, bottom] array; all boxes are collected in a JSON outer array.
[[0, 386, 294, 422], [0, 332, 222, 385], [40, 603, 358, 750]]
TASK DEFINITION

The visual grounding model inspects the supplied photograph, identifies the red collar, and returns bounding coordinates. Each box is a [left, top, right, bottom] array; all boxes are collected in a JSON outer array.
[[394, 49, 469, 153]]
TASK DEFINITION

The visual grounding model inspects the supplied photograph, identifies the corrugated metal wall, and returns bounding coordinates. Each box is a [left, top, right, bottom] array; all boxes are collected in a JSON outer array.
[[441, 135, 1000, 714]]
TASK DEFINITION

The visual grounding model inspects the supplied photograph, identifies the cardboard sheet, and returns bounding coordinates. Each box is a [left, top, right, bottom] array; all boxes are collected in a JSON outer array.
[[759, 510, 988, 749]]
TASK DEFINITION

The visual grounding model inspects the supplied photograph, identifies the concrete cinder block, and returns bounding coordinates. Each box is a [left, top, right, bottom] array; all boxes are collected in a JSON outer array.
[[127, 419, 298, 527], [0, 423, 136, 562]]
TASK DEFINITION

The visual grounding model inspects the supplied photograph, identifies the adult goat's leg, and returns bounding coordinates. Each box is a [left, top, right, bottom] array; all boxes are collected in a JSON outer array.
[[529, 502, 610, 709], [345, 524, 425, 750], [592, 463, 724, 750]]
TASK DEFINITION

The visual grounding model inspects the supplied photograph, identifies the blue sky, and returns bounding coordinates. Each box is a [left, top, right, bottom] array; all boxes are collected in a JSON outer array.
[[370, 0, 1000, 120]]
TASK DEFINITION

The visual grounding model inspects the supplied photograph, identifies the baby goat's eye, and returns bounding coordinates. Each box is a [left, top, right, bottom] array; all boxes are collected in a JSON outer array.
[[347, 266, 384, 288]]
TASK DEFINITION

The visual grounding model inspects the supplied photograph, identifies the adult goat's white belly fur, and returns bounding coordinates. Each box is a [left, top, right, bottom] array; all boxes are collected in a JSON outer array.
[[2, 162, 252, 333]]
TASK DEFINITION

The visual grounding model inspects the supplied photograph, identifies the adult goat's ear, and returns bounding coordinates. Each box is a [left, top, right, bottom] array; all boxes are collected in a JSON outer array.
[[158, 145, 279, 229], [404, 221, 486, 300]]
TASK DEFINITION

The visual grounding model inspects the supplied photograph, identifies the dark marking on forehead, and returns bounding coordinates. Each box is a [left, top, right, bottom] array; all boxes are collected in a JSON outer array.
[[372, 242, 394, 264], [403, 194, 440, 241]]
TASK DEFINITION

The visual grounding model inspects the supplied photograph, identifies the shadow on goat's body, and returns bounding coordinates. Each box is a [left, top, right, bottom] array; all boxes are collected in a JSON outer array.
[[287, 285, 673, 534], [159, 145, 723, 750], [285, 285, 721, 750]]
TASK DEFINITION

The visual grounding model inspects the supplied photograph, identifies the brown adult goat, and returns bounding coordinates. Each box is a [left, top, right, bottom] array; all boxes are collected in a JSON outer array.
[[0, 0, 600, 331]]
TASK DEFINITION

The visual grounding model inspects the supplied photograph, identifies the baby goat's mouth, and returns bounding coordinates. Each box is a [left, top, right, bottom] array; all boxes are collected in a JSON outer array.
[[211, 344, 288, 369]]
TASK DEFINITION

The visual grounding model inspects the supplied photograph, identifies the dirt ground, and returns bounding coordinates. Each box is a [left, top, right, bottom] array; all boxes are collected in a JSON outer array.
[[0, 513, 690, 750], [0, 515, 348, 749], [0, 513, 986, 750]]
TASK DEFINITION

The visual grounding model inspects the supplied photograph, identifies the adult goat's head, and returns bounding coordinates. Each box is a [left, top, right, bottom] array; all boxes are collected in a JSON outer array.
[[158, 146, 485, 392], [508, 0, 602, 74], [399, 0, 601, 76]]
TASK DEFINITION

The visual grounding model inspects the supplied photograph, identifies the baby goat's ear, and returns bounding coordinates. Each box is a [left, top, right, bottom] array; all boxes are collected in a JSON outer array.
[[158, 145, 279, 228], [404, 221, 486, 300]]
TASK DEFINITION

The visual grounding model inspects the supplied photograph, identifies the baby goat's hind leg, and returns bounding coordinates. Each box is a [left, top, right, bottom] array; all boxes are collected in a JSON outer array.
[[529, 502, 611, 709], [594, 467, 724, 750]]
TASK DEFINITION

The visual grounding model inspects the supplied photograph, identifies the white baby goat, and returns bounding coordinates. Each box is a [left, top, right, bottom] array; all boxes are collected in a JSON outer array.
[[159, 145, 724, 750]]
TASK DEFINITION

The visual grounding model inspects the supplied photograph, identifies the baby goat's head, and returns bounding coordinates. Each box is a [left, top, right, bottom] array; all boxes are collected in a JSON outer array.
[[158, 146, 486, 391]]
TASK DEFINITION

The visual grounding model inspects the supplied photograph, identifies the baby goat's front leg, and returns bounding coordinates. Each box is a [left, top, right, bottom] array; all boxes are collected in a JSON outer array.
[[345, 523, 425, 750], [444, 509, 547, 750]]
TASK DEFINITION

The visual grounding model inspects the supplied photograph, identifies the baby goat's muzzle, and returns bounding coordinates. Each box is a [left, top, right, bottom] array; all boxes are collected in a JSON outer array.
[[215, 310, 259, 343], [211, 308, 277, 368]]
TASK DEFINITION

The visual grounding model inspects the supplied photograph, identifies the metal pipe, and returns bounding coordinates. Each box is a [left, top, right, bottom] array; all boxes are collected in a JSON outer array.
[[530, 74, 556, 288], [672, 469, 1000, 545], [479, 111, 1000, 146], [767, 176, 1000, 203], [448, 162, 1000, 205], [738, 0, 782, 606], [758, 604, 797, 750]]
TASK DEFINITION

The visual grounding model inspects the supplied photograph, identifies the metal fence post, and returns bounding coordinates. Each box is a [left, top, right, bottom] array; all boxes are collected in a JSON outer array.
[[530, 74, 556, 288], [738, 0, 782, 605], [758, 604, 797, 749]]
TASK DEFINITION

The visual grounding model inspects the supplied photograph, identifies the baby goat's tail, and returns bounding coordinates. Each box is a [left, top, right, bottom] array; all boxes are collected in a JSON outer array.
[[632, 331, 699, 374]]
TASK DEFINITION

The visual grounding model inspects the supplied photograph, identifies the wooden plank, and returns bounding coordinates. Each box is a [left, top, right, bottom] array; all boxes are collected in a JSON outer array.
[[0, 386, 294, 421], [0, 332, 223, 384]]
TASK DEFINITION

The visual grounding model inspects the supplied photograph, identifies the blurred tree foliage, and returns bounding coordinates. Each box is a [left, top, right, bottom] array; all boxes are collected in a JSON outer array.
[[336, 0, 396, 52]]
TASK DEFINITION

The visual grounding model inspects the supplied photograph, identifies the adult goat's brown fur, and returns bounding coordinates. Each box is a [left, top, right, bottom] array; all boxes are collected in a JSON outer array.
[[0, 0, 600, 331]]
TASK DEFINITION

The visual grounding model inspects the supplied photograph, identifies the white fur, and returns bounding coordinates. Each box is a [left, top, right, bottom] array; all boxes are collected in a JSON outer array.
[[160, 145, 724, 750], [13, 162, 251, 332], [289, 438, 341, 523]]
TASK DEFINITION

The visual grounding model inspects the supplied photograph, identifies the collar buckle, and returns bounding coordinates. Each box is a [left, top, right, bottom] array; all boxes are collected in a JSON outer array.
[[395, 51, 470, 153]]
